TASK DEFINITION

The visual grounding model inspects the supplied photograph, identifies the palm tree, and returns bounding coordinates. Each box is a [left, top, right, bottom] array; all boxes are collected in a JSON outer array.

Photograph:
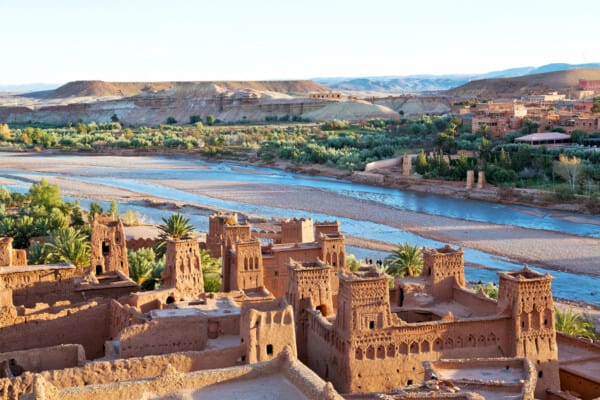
[[128, 248, 157, 285], [555, 307, 597, 340], [384, 242, 423, 277], [45, 227, 90, 268], [200, 249, 222, 293], [155, 213, 194, 256]]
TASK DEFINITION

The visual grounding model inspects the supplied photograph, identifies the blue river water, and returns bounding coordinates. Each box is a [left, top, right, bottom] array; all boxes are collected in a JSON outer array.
[[1, 154, 599, 305]]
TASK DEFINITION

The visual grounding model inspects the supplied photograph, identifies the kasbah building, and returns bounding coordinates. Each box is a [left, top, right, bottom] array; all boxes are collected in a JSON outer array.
[[0, 211, 598, 399]]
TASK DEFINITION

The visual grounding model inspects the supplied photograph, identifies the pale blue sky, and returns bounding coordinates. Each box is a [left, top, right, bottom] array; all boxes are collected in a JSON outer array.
[[0, 0, 598, 84]]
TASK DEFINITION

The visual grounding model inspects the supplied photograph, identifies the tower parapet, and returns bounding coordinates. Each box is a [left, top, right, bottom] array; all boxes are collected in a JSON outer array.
[[422, 245, 465, 299]]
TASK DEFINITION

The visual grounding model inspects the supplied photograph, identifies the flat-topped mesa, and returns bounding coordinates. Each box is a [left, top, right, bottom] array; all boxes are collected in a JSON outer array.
[[90, 213, 129, 277], [421, 244, 465, 299], [0, 237, 27, 268], [161, 236, 204, 299]]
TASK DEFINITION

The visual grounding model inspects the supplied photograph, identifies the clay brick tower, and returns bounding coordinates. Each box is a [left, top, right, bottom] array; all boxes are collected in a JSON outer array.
[[497, 266, 560, 398], [281, 218, 314, 244], [206, 213, 238, 257], [160, 237, 204, 299], [240, 298, 296, 363], [225, 238, 264, 292], [422, 245, 465, 299], [91, 213, 128, 276], [335, 268, 393, 340], [318, 232, 346, 272], [286, 258, 333, 361]]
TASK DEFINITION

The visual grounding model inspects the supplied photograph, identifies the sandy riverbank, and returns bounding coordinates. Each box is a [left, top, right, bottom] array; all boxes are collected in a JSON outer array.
[[150, 179, 600, 276], [2, 152, 600, 277]]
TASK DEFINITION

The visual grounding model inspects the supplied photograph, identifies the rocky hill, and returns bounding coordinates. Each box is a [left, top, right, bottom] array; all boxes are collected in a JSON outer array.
[[0, 80, 403, 125], [445, 68, 600, 98], [25, 80, 329, 99]]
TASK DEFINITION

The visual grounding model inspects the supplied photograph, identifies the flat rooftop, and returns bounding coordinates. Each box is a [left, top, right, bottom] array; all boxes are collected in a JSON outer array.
[[0, 262, 75, 274], [151, 373, 310, 400], [150, 297, 241, 319]]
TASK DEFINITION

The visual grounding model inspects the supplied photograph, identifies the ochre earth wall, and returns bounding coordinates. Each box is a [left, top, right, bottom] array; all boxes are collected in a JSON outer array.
[[118, 316, 208, 358], [0, 344, 85, 373], [0, 301, 111, 360]]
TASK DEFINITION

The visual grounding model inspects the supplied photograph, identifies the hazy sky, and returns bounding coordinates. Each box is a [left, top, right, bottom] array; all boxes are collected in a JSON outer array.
[[0, 0, 598, 84]]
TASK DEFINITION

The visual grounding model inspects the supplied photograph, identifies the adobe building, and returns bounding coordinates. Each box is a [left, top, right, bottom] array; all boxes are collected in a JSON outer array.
[[1, 212, 599, 400], [209, 213, 347, 298], [287, 244, 560, 399], [90, 213, 129, 277]]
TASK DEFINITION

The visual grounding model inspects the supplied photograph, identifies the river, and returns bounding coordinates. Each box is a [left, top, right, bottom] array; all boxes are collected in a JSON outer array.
[[1, 153, 599, 306]]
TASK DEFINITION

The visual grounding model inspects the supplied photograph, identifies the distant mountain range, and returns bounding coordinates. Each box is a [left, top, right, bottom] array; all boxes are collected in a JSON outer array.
[[1, 63, 600, 96], [315, 63, 600, 93]]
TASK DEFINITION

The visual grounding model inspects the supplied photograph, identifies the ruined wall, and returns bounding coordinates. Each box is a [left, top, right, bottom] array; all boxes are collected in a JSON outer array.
[[161, 238, 204, 299], [108, 300, 145, 340], [0, 345, 246, 399], [0, 301, 111, 360], [118, 316, 208, 358], [0, 344, 85, 373], [0, 265, 78, 307], [240, 298, 296, 364], [90, 214, 128, 277], [0, 238, 28, 268]]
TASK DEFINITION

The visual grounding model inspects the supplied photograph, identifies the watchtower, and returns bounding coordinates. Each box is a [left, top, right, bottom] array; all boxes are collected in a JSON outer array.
[[226, 238, 264, 292], [286, 258, 333, 361], [161, 237, 204, 299], [281, 218, 314, 244], [335, 268, 393, 339], [497, 266, 560, 398], [422, 245, 465, 299], [90, 213, 128, 276]]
